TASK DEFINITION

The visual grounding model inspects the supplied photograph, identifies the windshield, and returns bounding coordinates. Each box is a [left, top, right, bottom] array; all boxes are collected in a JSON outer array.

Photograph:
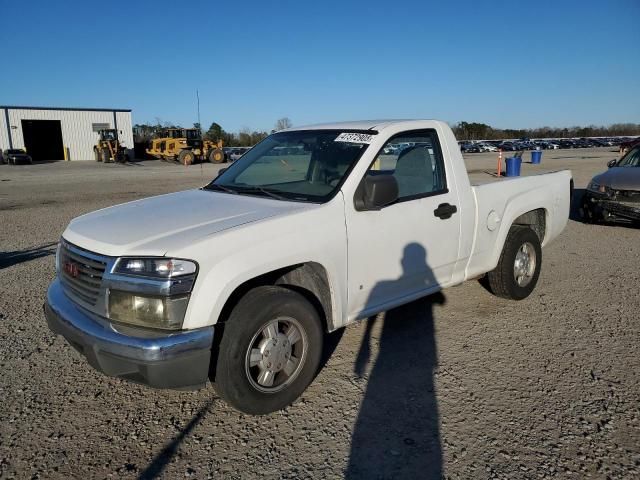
[[100, 131, 116, 141], [186, 129, 200, 139], [206, 130, 373, 202], [618, 146, 640, 167]]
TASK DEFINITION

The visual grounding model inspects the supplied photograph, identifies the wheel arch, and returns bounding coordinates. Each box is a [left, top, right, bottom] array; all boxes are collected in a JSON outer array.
[[512, 207, 547, 243], [216, 262, 336, 333], [478, 205, 549, 279]]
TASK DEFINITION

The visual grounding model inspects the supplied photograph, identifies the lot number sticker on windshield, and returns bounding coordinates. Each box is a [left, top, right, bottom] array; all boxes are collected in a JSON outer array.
[[335, 133, 374, 144]]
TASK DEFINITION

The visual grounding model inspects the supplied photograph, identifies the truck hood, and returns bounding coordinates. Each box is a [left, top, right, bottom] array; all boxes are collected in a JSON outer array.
[[594, 167, 640, 191], [63, 189, 308, 257]]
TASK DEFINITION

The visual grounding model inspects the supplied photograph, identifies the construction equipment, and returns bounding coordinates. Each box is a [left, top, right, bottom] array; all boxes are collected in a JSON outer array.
[[145, 128, 172, 160], [145, 128, 225, 165], [94, 129, 126, 163]]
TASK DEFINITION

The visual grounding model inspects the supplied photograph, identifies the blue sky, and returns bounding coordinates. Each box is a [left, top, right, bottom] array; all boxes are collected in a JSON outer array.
[[1, 0, 638, 132]]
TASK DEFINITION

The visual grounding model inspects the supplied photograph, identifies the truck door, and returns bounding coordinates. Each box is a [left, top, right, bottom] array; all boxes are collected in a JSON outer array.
[[345, 129, 461, 320]]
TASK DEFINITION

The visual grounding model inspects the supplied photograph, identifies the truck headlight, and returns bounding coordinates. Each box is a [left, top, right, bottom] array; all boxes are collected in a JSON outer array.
[[108, 290, 189, 330], [107, 257, 198, 330], [114, 258, 197, 278]]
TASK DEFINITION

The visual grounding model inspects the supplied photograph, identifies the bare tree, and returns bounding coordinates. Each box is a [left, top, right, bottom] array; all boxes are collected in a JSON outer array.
[[274, 117, 292, 131]]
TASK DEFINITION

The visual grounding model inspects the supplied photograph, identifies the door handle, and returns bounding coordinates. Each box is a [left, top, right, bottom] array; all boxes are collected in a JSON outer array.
[[434, 203, 457, 219]]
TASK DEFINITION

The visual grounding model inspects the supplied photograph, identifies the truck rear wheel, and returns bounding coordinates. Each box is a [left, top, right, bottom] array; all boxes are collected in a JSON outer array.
[[178, 150, 195, 166], [214, 286, 323, 415], [486, 226, 541, 300], [101, 149, 111, 163]]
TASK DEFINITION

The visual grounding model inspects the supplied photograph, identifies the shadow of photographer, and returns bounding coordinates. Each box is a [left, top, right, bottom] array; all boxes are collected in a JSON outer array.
[[347, 243, 446, 479]]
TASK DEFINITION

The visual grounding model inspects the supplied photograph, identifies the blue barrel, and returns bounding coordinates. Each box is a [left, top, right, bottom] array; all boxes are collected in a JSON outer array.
[[531, 150, 542, 164], [505, 157, 522, 177]]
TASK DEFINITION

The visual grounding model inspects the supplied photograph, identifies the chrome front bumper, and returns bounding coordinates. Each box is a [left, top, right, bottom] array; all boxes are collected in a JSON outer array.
[[45, 279, 214, 389]]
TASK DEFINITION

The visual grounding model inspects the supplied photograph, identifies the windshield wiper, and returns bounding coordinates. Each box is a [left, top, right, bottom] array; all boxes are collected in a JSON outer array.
[[238, 186, 288, 201], [204, 184, 238, 194]]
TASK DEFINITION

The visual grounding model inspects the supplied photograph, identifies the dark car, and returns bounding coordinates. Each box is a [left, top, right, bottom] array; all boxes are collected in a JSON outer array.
[[556, 139, 575, 149], [498, 142, 517, 151], [619, 137, 640, 155], [460, 142, 480, 153], [580, 145, 640, 224], [2, 149, 33, 165]]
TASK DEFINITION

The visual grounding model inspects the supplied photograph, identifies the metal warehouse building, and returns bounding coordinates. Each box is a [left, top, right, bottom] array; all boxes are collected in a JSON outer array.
[[0, 106, 133, 161]]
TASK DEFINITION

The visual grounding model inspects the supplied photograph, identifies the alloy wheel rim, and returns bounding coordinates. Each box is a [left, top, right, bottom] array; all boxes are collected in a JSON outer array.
[[244, 316, 308, 393], [513, 241, 536, 287]]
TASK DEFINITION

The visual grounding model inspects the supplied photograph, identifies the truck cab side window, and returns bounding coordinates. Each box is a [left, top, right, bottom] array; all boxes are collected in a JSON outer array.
[[367, 131, 446, 200]]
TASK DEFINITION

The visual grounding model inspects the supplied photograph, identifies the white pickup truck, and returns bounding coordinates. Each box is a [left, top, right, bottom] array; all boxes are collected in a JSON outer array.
[[45, 120, 572, 414]]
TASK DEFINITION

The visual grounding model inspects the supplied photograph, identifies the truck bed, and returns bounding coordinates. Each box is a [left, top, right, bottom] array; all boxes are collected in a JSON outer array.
[[464, 154, 564, 185]]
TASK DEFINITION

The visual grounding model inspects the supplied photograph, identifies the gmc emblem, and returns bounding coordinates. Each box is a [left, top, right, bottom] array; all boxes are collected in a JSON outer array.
[[63, 261, 79, 278]]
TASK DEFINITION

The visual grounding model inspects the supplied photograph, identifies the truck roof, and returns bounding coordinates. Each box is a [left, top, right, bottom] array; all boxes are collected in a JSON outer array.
[[286, 119, 436, 132]]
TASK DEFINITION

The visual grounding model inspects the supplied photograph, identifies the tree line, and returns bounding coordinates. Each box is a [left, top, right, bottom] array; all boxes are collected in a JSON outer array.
[[134, 118, 639, 145], [452, 121, 640, 141], [133, 117, 293, 147]]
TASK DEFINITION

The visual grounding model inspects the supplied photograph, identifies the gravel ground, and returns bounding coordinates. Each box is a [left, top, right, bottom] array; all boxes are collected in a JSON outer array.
[[0, 150, 638, 479]]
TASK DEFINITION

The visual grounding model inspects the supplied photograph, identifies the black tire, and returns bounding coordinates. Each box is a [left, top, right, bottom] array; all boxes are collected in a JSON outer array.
[[101, 149, 110, 163], [214, 286, 323, 415], [208, 148, 225, 164], [486, 226, 542, 300], [94, 149, 101, 162], [178, 149, 195, 166]]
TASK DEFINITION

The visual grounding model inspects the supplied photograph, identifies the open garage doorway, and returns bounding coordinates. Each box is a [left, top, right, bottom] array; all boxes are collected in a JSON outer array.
[[21, 119, 64, 161]]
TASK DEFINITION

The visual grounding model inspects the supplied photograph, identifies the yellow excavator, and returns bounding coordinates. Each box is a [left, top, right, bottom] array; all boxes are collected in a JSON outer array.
[[94, 129, 127, 163], [146, 128, 225, 165]]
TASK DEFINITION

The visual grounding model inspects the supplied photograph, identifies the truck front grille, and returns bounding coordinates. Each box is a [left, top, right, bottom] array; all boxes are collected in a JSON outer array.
[[59, 242, 107, 306]]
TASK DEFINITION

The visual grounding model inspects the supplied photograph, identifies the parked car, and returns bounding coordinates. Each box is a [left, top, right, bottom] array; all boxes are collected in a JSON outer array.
[[45, 120, 572, 414], [498, 142, 517, 151], [2, 148, 33, 165], [556, 139, 575, 149], [477, 142, 498, 152], [534, 141, 555, 150], [459, 142, 480, 153], [581, 144, 640, 224], [619, 137, 640, 155], [229, 147, 251, 161]]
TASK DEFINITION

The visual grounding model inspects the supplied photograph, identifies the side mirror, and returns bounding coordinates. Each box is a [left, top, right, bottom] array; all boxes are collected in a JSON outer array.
[[215, 167, 228, 179], [355, 174, 399, 211], [607, 159, 617, 168]]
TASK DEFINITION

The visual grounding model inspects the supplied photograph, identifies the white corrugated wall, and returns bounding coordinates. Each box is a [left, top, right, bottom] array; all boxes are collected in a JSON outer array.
[[115, 111, 134, 150], [0, 110, 9, 150], [0, 108, 133, 160]]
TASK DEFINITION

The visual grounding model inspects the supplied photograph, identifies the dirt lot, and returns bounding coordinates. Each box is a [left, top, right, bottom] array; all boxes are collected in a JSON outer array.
[[1, 149, 639, 479]]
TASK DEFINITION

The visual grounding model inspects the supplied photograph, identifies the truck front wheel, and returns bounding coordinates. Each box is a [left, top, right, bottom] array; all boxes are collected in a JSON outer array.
[[486, 226, 542, 300], [178, 150, 195, 166], [214, 286, 323, 415]]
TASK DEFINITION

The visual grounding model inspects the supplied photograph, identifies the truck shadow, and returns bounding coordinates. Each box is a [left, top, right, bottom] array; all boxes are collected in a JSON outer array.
[[570, 188, 586, 222], [346, 243, 445, 479], [0, 241, 57, 270]]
